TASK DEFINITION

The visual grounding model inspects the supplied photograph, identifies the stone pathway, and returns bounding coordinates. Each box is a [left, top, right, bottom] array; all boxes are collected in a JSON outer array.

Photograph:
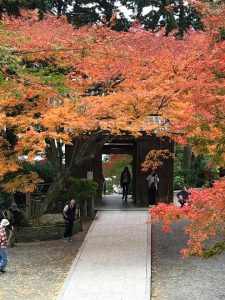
[[95, 195, 144, 210], [57, 210, 151, 300]]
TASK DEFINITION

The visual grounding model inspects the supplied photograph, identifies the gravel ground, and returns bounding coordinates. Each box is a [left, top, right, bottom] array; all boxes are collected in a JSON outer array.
[[151, 220, 225, 300], [0, 220, 92, 300]]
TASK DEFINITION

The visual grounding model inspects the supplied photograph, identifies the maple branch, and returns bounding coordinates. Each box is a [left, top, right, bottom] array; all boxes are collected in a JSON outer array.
[[156, 96, 171, 114], [69, 130, 108, 169], [0, 68, 12, 79]]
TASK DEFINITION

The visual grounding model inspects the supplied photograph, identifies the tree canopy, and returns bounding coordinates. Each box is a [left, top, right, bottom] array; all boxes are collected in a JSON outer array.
[[0, 4, 224, 179], [0, 2, 224, 253], [0, 0, 203, 34]]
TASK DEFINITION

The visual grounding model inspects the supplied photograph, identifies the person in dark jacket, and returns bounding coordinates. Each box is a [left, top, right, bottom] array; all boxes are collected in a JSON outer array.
[[146, 172, 159, 207], [120, 167, 131, 201], [62, 199, 77, 242], [3, 203, 23, 247], [177, 186, 190, 207]]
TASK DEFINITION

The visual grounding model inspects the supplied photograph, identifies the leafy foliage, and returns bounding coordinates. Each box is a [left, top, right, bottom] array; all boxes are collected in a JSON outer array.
[[21, 160, 55, 183], [150, 178, 225, 258], [173, 175, 185, 190], [142, 149, 174, 172], [173, 144, 213, 188], [62, 177, 98, 203], [0, 2, 224, 229], [103, 154, 132, 188]]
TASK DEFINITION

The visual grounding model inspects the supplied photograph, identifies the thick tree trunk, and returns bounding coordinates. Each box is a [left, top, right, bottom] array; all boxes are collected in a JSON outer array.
[[39, 133, 108, 216], [39, 169, 71, 216], [182, 145, 192, 170], [178, 0, 185, 36]]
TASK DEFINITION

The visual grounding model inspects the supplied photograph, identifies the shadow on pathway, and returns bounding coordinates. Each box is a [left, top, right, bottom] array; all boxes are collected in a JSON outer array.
[[95, 195, 148, 211]]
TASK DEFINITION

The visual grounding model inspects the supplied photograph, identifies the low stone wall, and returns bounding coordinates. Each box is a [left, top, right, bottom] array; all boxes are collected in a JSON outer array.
[[39, 213, 64, 226], [16, 221, 82, 243]]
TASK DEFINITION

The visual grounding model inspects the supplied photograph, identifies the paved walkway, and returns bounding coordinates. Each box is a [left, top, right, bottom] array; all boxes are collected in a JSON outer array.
[[95, 195, 147, 210], [57, 203, 151, 300]]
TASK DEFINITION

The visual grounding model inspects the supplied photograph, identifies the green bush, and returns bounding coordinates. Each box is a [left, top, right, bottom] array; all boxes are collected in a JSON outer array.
[[174, 175, 185, 190], [62, 177, 98, 203], [174, 144, 212, 188]]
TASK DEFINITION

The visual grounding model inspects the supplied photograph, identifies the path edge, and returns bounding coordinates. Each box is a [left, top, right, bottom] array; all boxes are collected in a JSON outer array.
[[145, 215, 152, 300], [56, 211, 101, 300]]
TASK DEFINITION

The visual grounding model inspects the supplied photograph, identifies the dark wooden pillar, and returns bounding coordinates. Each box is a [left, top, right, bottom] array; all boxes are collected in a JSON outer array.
[[134, 136, 174, 206]]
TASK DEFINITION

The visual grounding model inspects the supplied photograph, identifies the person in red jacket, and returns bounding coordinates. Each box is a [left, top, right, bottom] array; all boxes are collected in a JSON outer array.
[[0, 219, 9, 273]]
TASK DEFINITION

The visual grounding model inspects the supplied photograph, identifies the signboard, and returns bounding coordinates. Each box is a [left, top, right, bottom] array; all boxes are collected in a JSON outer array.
[[87, 171, 93, 180]]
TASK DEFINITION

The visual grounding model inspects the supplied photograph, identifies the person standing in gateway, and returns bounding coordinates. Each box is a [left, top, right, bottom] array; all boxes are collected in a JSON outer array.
[[120, 167, 131, 201], [62, 199, 78, 242], [146, 171, 159, 207]]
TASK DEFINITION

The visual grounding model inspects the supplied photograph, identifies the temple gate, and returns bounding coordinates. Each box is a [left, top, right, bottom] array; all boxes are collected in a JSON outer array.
[[66, 135, 174, 207]]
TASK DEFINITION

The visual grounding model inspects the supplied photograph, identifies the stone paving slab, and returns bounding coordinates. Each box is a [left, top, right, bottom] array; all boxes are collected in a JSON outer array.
[[57, 210, 151, 300]]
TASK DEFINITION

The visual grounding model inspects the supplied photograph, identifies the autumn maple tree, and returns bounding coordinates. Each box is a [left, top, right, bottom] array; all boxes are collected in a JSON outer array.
[[0, 9, 199, 211], [149, 1, 225, 257], [0, 0, 224, 248]]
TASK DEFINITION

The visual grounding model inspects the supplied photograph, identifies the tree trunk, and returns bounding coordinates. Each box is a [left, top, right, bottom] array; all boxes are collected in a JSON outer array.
[[39, 133, 108, 216], [57, 0, 63, 16], [182, 145, 192, 170], [25, 192, 32, 219], [39, 168, 71, 216], [178, 0, 185, 37]]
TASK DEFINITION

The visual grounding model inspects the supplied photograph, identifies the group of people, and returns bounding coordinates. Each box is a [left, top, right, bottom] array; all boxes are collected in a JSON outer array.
[[0, 199, 78, 273], [146, 173, 190, 207], [120, 167, 160, 207], [0, 172, 190, 274], [120, 167, 190, 207]]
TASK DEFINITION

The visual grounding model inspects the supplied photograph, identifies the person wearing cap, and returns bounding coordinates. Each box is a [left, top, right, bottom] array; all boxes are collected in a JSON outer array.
[[3, 202, 23, 247], [0, 219, 9, 273]]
